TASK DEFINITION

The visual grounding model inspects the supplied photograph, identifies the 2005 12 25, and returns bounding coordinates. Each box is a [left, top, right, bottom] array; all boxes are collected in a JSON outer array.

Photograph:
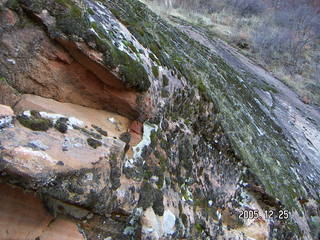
[[239, 209, 290, 220]]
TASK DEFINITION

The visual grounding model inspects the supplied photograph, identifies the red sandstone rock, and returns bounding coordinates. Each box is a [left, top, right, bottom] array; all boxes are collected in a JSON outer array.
[[130, 120, 143, 135], [0, 183, 53, 240], [0, 183, 84, 240], [14, 94, 130, 139], [0, 104, 14, 116], [0, 25, 149, 120], [0, 105, 127, 210], [0, 8, 18, 28], [0, 78, 20, 107], [39, 217, 84, 240]]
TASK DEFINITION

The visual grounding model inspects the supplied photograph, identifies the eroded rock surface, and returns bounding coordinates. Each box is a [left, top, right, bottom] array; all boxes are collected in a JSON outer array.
[[0, 0, 319, 239], [0, 183, 84, 240]]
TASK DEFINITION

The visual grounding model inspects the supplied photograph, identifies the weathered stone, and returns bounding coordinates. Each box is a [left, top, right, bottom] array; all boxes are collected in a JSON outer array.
[[0, 108, 126, 214], [43, 196, 90, 220], [0, 0, 318, 239], [0, 183, 84, 240], [14, 94, 131, 139], [119, 132, 131, 144], [0, 24, 150, 119], [38, 217, 85, 240], [0, 105, 14, 130], [140, 207, 176, 239], [27, 139, 50, 151], [0, 104, 14, 116], [130, 120, 143, 135], [0, 8, 18, 28]]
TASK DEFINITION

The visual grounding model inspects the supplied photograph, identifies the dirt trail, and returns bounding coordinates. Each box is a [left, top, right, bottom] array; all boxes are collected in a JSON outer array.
[[176, 22, 320, 183]]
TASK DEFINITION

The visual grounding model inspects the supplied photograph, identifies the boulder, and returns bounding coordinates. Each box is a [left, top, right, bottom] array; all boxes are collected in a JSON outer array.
[[0, 108, 127, 213]]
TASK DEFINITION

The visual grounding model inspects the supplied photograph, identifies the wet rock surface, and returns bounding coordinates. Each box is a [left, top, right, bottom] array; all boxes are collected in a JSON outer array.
[[0, 0, 319, 239], [176, 19, 320, 188]]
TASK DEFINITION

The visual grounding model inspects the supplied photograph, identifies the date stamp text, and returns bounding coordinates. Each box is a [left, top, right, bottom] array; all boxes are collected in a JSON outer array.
[[239, 209, 290, 220]]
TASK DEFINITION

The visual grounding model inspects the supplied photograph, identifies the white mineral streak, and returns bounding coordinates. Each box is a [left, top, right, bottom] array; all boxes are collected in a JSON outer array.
[[22, 111, 84, 129], [133, 123, 158, 159], [125, 122, 158, 168], [0, 116, 13, 129], [141, 208, 176, 239]]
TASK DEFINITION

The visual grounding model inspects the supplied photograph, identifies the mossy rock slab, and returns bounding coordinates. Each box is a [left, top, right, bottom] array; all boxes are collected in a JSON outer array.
[[17, 114, 53, 131]]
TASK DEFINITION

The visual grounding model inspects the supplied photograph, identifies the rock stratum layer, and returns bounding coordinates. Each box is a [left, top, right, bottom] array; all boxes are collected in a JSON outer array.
[[0, 0, 319, 239]]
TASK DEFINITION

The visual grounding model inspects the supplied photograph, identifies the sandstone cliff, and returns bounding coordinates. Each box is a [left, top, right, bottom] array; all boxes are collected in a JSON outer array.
[[0, 0, 319, 239]]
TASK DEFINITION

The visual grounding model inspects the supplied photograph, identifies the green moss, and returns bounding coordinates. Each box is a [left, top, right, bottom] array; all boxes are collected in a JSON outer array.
[[91, 124, 108, 136], [94, 34, 151, 92], [194, 223, 205, 232], [109, 8, 121, 18], [178, 139, 193, 174], [87, 138, 102, 149], [149, 42, 161, 57], [87, 7, 95, 15], [159, 155, 166, 167], [181, 213, 188, 226], [160, 138, 171, 151], [156, 178, 164, 189], [55, 0, 79, 9], [310, 216, 320, 238], [142, 168, 153, 180], [150, 130, 158, 147], [54, 117, 68, 133], [109, 153, 121, 190], [29, 110, 40, 117], [138, 182, 164, 216], [54, 0, 89, 37], [161, 88, 170, 98], [6, 0, 19, 10], [119, 132, 131, 144], [51, 2, 151, 92], [149, 53, 157, 61], [17, 114, 53, 131], [152, 190, 164, 216], [181, 185, 192, 202], [162, 75, 169, 87], [73, 126, 102, 139], [151, 66, 159, 78], [138, 182, 154, 209], [118, 60, 150, 92], [197, 81, 206, 93], [149, 52, 160, 65], [91, 22, 101, 36], [197, 81, 210, 101], [123, 40, 138, 53], [193, 197, 209, 209]]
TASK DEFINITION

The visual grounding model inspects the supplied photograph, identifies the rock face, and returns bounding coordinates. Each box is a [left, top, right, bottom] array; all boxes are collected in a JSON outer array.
[[0, 183, 84, 240], [0, 0, 319, 239]]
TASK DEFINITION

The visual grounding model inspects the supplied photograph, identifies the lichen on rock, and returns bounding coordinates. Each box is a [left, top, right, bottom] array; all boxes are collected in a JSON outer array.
[[54, 117, 69, 133], [87, 137, 102, 149], [17, 111, 53, 131], [0, 0, 319, 239]]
